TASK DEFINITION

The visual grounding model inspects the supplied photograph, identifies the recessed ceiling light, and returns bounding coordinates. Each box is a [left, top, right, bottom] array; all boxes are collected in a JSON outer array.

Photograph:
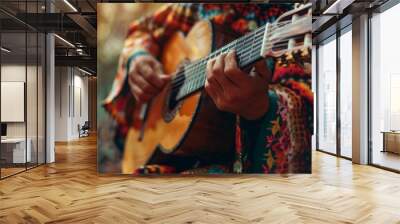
[[1, 47, 11, 53], [323, 0, 354, 15], [78, 67, 93, 76], [54, 34, 75, 48], [63, 0, 78, 12]]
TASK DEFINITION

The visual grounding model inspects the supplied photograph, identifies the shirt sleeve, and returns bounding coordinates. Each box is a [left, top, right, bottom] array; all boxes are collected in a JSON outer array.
[[103, 4, 199, 141], [241, 55, 312, 174]]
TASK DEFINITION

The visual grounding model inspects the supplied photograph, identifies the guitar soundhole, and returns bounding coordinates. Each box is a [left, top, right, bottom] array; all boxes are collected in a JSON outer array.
[[163, 83, 182, 123], [163, 60, 189, 123]]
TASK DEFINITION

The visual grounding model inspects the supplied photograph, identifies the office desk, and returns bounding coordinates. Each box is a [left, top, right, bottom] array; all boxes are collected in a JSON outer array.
[[381, 131, 400, 154], [1, 138, 31, 163]]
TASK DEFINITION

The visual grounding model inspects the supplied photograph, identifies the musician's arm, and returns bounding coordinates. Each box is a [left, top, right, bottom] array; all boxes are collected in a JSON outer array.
[[103, 4, 199, 141]]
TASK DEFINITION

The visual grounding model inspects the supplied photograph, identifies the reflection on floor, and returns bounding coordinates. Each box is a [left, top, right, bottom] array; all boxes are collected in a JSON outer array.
[[0, 135, 400, 223], [1, 167, 25, 178], [373, 150, 400, 171], [0, 163, 42, 178]]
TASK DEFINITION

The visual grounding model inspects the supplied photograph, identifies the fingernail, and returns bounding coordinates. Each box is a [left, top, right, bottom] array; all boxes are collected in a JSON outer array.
[[161, 75, 171, 80]]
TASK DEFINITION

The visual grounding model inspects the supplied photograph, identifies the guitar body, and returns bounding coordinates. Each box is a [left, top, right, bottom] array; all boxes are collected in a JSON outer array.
[[122, 21, 236, 173]]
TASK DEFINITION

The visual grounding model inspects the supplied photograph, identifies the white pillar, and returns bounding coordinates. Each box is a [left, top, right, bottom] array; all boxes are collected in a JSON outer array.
[[312, 45, 317, 151], [46, 1, 55, 163], [352, 14, 369, 164]]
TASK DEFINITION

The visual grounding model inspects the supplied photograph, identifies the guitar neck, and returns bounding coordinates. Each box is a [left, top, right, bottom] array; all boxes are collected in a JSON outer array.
[[167, 3, 312, 102], [172, 25, 267, 102]]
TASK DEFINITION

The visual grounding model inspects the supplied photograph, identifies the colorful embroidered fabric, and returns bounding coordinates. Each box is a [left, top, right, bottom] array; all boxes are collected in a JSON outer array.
[[103, 3, 312, 174]]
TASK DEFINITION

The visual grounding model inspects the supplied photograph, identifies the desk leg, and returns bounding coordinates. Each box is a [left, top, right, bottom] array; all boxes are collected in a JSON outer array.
[[382, 133, 386, 153]]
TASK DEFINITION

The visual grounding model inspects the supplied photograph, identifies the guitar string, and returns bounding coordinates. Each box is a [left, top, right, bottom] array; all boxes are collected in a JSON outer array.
[[168, 32, 309, 93], [168, 45, 310, 97], [167, 38, 309, 98], [167, 39, 263, 94], [167, 18, 305, 87], [169, 22, 270, 80], [167, 32, 308, 94], [174, 23, 271, 73], [171, 12, 306, 74], [166, 18, 296, 85], [168, 30, 265, 87], [166, 18, 310, 96]]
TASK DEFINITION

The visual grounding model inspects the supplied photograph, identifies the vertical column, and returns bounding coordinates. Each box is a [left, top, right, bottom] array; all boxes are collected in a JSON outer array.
[[46, 1, 55, 163], [352, 14, 369, 164], [312, 46, 317, 151]]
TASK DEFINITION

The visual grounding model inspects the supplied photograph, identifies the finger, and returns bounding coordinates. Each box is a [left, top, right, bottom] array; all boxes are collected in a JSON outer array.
[[131, 84, 153, 102], [128, 72, 137, 96], [206, 58, 222, 90], [131, 73, 159, 95], [205, 79, 223, 100], [206, 58, 216, 80], [149, 58, 166, 79], [210, 54, 226, 93], [144, 56, 163, 71], [206, 80, 230, 111], [205, 80, 216, 99], [139, 55, 164, 75], [255, 59, 272, 81], [224, 51, 247, 85], [160, 74, 172, 83], [213, 54, 239, 91], [137, 62, 165, 89]]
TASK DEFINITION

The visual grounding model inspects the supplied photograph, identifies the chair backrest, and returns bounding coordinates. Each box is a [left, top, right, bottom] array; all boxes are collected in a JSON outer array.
[[83, 121, 90, 129]]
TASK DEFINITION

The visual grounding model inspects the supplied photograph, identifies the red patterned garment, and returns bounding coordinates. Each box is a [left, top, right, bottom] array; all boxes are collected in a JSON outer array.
[[103, 3, 312, 174]]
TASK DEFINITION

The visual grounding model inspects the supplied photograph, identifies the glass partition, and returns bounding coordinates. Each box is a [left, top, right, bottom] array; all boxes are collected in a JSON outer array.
[[0, 1, 46, 179], [27, 31, 38, 169], [317, 36, 337, 154], [38, 32, 45, 165], [1, 30, 28, 177]]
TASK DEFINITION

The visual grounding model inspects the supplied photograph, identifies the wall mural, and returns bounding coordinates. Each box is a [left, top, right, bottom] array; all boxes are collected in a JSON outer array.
[[97, 3, 313, 175]]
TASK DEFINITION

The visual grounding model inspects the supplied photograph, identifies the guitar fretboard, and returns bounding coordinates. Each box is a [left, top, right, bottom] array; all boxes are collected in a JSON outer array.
[[171, 25, 267, 102]]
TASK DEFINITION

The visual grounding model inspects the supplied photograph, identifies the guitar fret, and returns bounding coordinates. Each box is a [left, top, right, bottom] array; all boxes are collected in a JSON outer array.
[[175, 24, 268, 101]]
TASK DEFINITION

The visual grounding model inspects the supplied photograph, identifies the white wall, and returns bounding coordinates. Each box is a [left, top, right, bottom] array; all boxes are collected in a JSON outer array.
[[1, 65, 37, 138], [1, 63, 46, 164], [55, 67, 89, 141], [55, 67, 69, 141], [1, 65, 26, 139]]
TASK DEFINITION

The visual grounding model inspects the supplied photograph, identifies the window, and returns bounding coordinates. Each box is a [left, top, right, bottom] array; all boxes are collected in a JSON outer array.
[[370, 2, 400, 171], [339, 28, 352, 158], [317, 36, 337, 154]]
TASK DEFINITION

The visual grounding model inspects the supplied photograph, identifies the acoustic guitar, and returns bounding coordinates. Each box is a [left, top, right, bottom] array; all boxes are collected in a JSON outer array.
[[122, 4, 312, 173]]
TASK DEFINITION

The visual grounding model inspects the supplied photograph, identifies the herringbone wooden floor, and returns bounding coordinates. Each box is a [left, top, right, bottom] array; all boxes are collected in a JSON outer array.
[[0, 135, 399, 224]]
